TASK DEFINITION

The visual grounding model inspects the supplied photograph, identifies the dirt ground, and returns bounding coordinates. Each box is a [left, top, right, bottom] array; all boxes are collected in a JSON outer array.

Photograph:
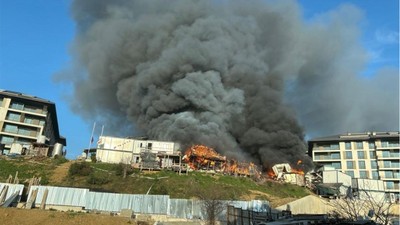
[[0, 207, 142, 225], [49, 161, 74, 184]]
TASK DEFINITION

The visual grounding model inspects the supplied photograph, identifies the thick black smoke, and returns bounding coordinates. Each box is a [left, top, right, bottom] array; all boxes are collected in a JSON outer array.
[[58, 0, 399, 169]]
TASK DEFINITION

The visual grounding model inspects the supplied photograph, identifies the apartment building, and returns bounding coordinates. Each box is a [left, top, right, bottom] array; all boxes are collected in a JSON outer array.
[[0, 90, 66, 154], [308, 132, 399, 200]]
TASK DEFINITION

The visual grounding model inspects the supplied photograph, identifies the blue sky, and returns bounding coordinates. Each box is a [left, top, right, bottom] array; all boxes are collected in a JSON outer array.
[[0, 0, 398, 159]]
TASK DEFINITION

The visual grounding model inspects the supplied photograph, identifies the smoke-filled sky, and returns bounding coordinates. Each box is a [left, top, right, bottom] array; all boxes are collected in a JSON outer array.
[[0, 0, 398, 163]]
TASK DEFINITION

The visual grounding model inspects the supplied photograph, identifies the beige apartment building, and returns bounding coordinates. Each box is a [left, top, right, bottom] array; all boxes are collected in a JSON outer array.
[[308, 132, 400, 200], [0, 90, 66, 154]]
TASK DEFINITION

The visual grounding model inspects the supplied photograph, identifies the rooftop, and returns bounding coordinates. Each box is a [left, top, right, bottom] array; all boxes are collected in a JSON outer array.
[[308, 131, 400, 142], [0, 89, 55, 105]]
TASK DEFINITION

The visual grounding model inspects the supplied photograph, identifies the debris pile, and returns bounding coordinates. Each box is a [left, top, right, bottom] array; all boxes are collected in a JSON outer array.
[[269, 163, 305, 186], [182, 145, 260, 177]]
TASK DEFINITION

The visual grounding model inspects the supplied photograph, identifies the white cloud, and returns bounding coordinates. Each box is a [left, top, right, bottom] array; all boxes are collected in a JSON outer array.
[[375, 29, 399, 44]]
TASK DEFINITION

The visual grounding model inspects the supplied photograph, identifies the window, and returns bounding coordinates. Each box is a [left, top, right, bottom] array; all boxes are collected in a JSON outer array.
[[345, 171, 355, 178], [6, 112, 21, 121], [372, 171, 379, 179], [10, 102, 24, 110], [347, 161, 354, 169], [383, 161, 391, 168], [391, 151, 400, 158], [369, 151, 376, 159], [316, 144, 331, 150], [385, 181, 394, 189], [0, 136, 14, 144], [24, 117, 33, 124], [356, 142, 363, 149], [357, 151, 365, 159], [18, 138, 32, 145], [371, 160, 378, 169], [332, 162, 342, 169], [331, 153, 340, 159], [345, 142, 352, 149], [382, 151, 390, 158], [388, 141, 400, 147], [17, 127, 36, 137], [330, 143, 339, 150], [4, 124, 18, 133], [394, 171, 400, 179], [358, 161, 366, 169], [391, 161, 399, 168], [24, 105, 41, 113], [368, 142, 375, 149], [381, 141, 388, 147], [345, 151, 352, 159], [384, 171, 393, 178], [359, 171, 368, 179]]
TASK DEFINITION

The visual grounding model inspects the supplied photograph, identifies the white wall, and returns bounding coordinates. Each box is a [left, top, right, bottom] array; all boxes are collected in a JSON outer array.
[[323, 170, 352, 187], [95, 136, 180, 164]]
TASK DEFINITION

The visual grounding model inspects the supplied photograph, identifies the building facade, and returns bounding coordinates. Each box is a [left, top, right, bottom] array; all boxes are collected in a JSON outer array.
[[0, 90, 66, 154], [94, 136, 181, 168], [308, 132, 399, 200]]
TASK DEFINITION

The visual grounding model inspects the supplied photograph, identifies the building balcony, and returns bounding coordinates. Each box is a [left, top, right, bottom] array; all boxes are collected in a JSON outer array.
[[1, 129, 38, 139], [381, 176, 400, 181], [4, 118, 43, 128], [384, 185, 400, 191], [7, 107, 47, 117], [313, 157, 342, 161], [379, 166, 400, 170], [377, 156, 400, 160], [312, 147, 341, 151]]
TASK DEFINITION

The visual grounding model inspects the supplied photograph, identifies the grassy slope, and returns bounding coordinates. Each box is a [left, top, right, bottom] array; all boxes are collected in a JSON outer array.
[[0, 157, 311, 206]]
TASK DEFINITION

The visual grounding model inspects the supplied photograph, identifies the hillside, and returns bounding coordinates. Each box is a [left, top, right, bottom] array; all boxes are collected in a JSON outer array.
[[0, 156, 311, 207]]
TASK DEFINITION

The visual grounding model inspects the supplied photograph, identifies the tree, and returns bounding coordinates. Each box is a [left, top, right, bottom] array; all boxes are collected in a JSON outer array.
[[193, 184, 229, 225], [328, 187, 394, 225]]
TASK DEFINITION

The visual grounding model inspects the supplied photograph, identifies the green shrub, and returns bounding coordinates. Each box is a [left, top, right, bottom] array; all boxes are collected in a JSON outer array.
[[87, 173, 110, 185], [90, 154, 97, 163], [114, 163, 124, 176], [53, 156, 68, 165], [68, 162, 92, 176], [114, 163, 132, 176]]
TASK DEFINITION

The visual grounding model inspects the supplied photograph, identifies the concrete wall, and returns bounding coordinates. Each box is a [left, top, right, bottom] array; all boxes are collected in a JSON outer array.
[[96, 149, 134, 164], [354, 178, 386, 200], [323, 170, 352, 187]]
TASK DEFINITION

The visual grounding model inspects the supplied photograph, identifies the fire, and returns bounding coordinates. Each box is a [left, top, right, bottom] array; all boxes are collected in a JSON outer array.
[[183, 145, 225, 170], [266, 169, 276, 178], [183, 144, 260, 177], [291, 168, 305, 175]]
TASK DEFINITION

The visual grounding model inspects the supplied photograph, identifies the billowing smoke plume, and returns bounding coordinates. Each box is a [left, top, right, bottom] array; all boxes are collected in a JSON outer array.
[[59, 0, 399, 169]]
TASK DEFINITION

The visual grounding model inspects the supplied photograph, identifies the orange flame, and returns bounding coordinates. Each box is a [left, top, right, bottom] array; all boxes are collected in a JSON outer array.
[[183, 145, 259, 177], [291, 168, 304, 175], [184, 145, 225, 170], [266, 169, 276, 178]]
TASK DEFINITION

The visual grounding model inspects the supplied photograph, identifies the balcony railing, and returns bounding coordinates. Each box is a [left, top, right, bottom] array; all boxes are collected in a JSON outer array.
[[314, 155, 341, 160], [9, 104, 46, 115], [2, 128, 37, 137]]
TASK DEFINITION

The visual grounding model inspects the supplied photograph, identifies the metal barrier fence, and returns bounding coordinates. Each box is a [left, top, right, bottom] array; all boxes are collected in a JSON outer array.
[[227, 205, 291, 225], [24, 185, 270, 219]]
